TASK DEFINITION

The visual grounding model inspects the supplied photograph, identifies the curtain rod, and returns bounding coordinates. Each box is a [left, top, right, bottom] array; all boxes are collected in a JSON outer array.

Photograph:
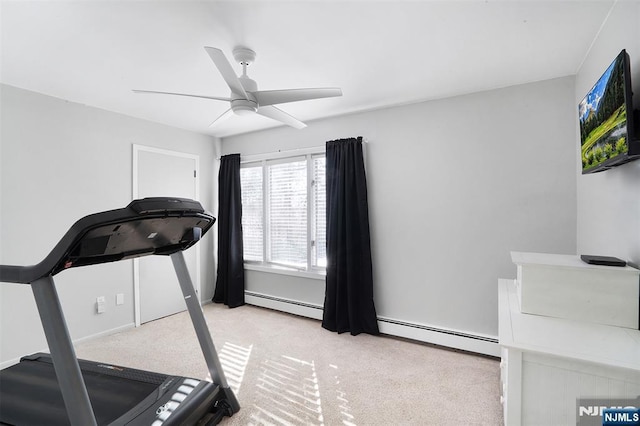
[[217, 138, 368, 161]]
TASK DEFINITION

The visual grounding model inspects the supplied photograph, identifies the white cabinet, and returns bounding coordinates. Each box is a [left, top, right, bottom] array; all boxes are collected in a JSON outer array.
[[511, 252, 639, 329], [498, 279, 640, 425]]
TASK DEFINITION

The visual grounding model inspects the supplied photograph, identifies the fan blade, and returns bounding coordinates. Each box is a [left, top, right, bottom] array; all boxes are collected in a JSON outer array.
[[253, 88, 342, 106], [209, 108, 234, 128], [204, 47, 247, 98], [257, 106, 306, 129], [132, 89, 230, 102]]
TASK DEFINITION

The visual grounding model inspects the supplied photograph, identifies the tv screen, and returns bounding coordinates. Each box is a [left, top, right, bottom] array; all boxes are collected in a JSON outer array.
[[579, 49, 637, 174]]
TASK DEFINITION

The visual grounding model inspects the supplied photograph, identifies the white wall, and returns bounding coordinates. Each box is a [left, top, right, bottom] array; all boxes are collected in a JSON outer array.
[[576, 2, 640, 264], [0, 84, 219, 365], [222, 76, 577, 338], [0, 69, 584, 364]]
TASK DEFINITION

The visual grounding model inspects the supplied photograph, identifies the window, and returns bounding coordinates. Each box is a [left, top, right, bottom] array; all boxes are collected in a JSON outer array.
[[240, 153, 326, 273]]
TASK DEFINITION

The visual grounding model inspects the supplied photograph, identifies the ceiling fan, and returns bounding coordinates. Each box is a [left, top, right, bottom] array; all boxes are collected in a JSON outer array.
[[133, 46, 342, 129]]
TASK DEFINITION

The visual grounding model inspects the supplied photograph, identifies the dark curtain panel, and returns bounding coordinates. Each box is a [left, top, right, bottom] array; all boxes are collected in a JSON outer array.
[[213, 153, 245, 308], [322, 137, 379, 335]]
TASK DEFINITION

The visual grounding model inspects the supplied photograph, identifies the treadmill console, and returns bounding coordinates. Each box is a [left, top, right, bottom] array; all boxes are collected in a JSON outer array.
[[0, 197, 216, 283]]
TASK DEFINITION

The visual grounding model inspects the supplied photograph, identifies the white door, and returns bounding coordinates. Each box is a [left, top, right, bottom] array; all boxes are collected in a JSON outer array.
[[133, 145, 200, 325]]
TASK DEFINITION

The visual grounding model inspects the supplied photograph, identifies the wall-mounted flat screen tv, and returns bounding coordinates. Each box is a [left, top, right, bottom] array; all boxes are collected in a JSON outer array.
[[579, 49, 639, 174]]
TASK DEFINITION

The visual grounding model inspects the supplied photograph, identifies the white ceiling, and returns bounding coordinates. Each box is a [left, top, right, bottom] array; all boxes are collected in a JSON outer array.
[[0, 1, 615, 138]]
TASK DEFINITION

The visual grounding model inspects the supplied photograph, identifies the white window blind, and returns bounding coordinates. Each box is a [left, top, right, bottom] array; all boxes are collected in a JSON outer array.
[[312, 156, 326, 268], [239, 152, 326, 273], [240, 166, 263, 261], [268, 160, 307, 268]]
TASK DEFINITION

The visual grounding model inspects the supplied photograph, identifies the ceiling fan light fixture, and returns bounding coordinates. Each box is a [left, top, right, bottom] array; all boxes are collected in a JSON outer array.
[[231, 99, 258, 115]]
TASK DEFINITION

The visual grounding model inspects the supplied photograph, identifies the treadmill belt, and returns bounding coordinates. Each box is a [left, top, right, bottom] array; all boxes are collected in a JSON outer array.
[[0, 356, 167, 426]]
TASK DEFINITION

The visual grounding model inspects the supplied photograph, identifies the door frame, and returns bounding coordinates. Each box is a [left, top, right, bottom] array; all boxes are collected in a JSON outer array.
[[132, 144, 201, 327]]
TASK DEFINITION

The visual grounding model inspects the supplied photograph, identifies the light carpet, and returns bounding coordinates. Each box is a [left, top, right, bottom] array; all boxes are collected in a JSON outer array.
[[75, 303, 503, 425]]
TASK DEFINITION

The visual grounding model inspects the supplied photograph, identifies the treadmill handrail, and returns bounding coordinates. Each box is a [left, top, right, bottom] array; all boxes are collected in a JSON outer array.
[[0, 197, 215, 284]]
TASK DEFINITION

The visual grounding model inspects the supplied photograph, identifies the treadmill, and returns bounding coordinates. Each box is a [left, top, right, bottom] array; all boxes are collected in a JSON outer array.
[[0, 197, 240, 425]]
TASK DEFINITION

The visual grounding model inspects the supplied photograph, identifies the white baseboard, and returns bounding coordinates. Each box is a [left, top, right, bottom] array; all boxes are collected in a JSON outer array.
[[73, 322, 136, 346], [244, 291, 499, 357], [1, 356, 24, 370], [0, 322, 136, 370]]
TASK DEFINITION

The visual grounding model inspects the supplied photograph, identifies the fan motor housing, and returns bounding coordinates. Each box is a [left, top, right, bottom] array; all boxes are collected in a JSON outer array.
[[238, 76, 257, 92], [231, 76, 258, 115]]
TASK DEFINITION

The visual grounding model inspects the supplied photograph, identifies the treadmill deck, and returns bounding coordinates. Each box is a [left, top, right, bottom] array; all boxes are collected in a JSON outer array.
[[0, 353, 213, 425]]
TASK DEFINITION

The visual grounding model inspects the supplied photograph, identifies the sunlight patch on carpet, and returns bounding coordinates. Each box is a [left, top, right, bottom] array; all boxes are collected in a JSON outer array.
[[330, 363, 355, 426], [250, 354, 325, 425], [218, 342, 253, 395]]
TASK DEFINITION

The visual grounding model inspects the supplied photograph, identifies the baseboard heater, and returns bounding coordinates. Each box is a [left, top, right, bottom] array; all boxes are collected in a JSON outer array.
[[377, 316, 498, 343], [245, 291, 323, 312], [244, 291, 499, 357]]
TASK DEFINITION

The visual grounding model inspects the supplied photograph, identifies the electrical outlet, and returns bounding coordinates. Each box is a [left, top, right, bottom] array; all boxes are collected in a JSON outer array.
[[116, 293, 124, 305], [96, 296, 106, 314]]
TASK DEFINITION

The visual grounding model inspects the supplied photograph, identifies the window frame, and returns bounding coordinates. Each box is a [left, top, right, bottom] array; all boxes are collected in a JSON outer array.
[[239, 148, 326, 279]]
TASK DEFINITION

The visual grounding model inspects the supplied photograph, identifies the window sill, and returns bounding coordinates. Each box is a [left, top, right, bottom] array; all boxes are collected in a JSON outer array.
[[244, 263, 326, 280]]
